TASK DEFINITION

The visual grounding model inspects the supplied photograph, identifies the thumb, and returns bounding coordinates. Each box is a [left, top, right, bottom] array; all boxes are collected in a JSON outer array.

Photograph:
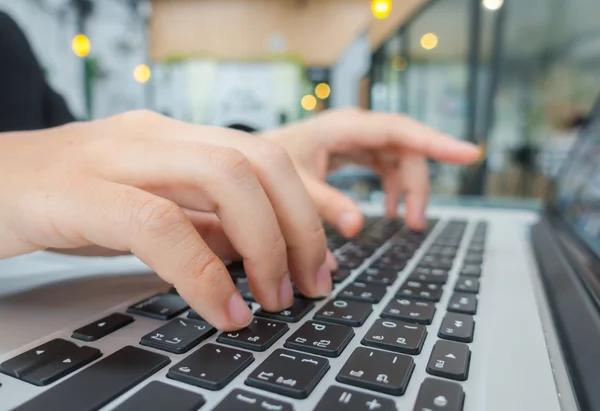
[[304, 176, 363, 237]]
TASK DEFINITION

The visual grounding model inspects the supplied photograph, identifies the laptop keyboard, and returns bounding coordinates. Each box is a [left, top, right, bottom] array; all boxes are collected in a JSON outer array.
[[1, 217, 488, 411]]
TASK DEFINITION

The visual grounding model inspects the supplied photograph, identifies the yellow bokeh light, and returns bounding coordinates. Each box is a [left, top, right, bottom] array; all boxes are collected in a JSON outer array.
[[420, 33, 439, 50], [392, 55, 407, 71], [315, 83, 331, 100], [301, 95, 317, 111], [71, 34, 91, 58], [372, 0, 392, 19], [482, 0, 504, 10], [133, 64, 151, 84]]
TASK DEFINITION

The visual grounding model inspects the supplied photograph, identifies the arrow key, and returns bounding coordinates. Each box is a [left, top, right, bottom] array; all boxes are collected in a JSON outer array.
[[438, 313, 475, 343], [412, 377, 465, 411], [426, 340, 471, 381], [72, 313, 134, 342]]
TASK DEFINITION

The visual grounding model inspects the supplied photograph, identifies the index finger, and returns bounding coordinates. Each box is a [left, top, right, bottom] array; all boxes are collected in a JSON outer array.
[[324, 110, 481, 164]]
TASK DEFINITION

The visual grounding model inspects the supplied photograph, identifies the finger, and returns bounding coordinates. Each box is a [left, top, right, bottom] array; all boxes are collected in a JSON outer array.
[[382, 164, 403, 219], [302, 172, 363, 237], [184, 210, 240, 261], [326, 110, 481, 164], [399, 152, 430, 230], [94, 139, 290, 312], [211, 135, 329, 299], [326, 249, 338, 271], [51, 179, 252, 331]]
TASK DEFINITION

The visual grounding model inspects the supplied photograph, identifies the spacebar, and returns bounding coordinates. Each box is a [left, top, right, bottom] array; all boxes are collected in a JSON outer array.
[[15, 346, 170, 411]]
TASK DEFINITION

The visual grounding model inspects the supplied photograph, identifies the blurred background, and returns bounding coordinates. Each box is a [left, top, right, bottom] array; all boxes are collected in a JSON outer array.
[[2, 0, 599, 201]]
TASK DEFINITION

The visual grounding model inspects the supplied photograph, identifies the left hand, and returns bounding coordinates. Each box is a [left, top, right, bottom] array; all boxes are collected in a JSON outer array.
[[262, 109, 481, 236]]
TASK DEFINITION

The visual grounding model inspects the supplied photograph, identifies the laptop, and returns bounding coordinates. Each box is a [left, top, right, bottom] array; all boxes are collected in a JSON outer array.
[[1, 99, 599, 411]]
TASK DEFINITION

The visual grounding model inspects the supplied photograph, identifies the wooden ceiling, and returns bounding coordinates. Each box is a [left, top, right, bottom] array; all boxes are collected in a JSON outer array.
[[149, 0, 425, 66]]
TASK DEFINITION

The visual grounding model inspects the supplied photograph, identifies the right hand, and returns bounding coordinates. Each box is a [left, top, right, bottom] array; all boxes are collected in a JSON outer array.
[[0, 110, 329, 331]]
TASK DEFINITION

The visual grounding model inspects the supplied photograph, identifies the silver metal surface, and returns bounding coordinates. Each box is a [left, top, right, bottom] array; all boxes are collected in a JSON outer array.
[[0, 205, 575, 411]]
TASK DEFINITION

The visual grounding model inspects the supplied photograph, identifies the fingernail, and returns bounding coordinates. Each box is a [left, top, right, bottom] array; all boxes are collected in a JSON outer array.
[[337, 211, 359, 233], [278, 274, 294, 308], [227, 293, 252, 328], [316, 263, 332, 296]]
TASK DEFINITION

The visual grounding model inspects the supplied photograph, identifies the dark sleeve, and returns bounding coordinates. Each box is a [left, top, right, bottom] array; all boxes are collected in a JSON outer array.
[[0, 11, 76, 128]]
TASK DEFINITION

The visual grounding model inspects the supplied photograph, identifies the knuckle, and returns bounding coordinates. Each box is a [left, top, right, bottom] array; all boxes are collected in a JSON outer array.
[[254, 140, 294, 172], [184, 252, 224, 282], [134, 197, 184, 234], [213, 147, 254, 182]]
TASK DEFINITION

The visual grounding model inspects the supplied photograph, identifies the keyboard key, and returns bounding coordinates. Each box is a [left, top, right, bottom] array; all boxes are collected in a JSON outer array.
[[419, 258, 454, 270], [127, 293, 189, 320], [284, 321, 354, 357], [167, 343, 254, 390], [460, 264, 481, 277], [426, 340, 471, 381], [140, 318, 215, 354], [314, 299, 372, 327], [213, 388, 294, 411], [412, 377, 465, 411], [0, 339, 101, 386], [362, 318, 427, 355], [1, 339, 73, 379], [338, 282, 387, 303], [293, 285, 326, 300], [454, 277, 480, 294], [332, 268, 352, 283], [447, 292, 478, 315], [236, 279, 255, 302], [72, 313, 134, 342], [336, 347, 414, 396], [315, 386, 397, 411], [408, 268, 448, 284], [468, 244, 485, 253], [255, 298, 315, 322], [245, 349, 329, 399], [217, 318, 288, 351], [464, 254, 483, 265], [112, 381, 205, 411], [438, 313, 475, 343], [397, 281, 443, 302], [21, 345, 101, 386], [14, 346, 170, 411], [358, 267, 398, 285], [381, 298, 436, 325], [369, 256, 406, 271]]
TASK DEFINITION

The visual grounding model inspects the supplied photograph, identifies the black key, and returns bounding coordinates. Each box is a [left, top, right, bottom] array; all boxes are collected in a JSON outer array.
[[14, 346, 170, 411], [72, 313, 134, 342], [460, 264, 481, 277], [167, 343, 254, 390], [245, 348, 329, 399], [426, 340, 471, 381], [419, 258, 454, 270], [447, 292, 478, 315], [464, 254, 483, 265], [213, 388, 294, 411], [140, 318, 215, 354], [293, 285, 326, 300], [236, 279, 255, 302], [217, 318, 288, 351], [468, 244, 485, 253], [362, 318, 427, 355], [314, 299, 372, 327], [127, 293, 189, 320], [255, 298, 315, 323], [169, 287, 179, 295], [358, 267, 398, 285], [21, 346, 101, 386], [315, 386, 398, 411], [438, 313, 475, 343], [397, 281, 443, 302], [284, 320, 354, 357], [0, 339, 101, 386], [413, 377, 465, 411], [370, 256, 406, 271], [337, 347, 414, 396], [381, 298, 436, 325], [332, 268, 351, 283], [112, 381, 205, 411], [454, 277, 480, 294], [338, 256, 364, 270], [338, 282, 387, 303], [1, 339, 74, 379], [408, 267, 449, 284]]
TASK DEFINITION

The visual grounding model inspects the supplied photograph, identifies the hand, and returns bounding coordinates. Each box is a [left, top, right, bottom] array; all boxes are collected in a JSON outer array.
[[263, 109, 481, 236], [0, 110, 329, 330]]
